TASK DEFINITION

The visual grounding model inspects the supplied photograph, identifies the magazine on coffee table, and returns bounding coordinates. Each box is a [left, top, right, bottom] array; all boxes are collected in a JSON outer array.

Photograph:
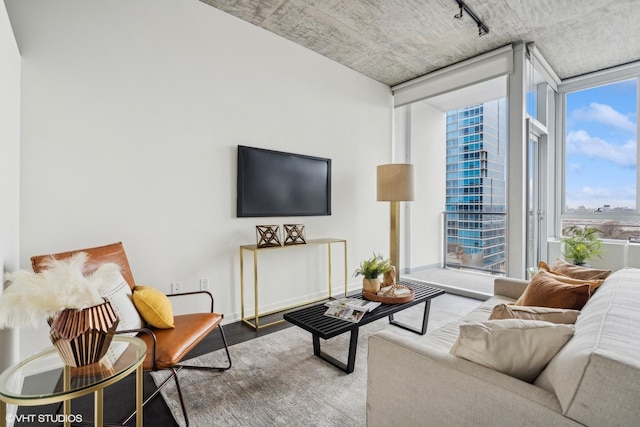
[[323, 298, 381, 323]]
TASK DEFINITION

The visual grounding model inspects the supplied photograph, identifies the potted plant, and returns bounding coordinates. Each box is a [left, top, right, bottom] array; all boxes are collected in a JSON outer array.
[[560, 225, 603, 265], [354, 253, 393, 293], [0, 252, 122, 366]]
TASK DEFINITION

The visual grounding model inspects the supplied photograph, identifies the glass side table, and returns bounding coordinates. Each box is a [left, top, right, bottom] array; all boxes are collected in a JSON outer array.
[[0, 336, 146, 427]]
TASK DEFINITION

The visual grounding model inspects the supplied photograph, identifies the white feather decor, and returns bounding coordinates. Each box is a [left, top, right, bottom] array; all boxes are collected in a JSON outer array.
[[0, 252, 122, 328]]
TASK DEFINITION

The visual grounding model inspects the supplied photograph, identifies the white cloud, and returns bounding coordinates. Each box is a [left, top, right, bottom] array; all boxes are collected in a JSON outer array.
[[581, 186, 610, 198], [572, 102, 636, 133], [570, 163, 583, 173], [567, 185, 636, 210], [566, 130, 636, 167]]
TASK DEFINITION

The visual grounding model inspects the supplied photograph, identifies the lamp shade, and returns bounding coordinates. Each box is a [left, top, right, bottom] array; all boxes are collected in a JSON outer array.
[[377, 164, 414, 201]]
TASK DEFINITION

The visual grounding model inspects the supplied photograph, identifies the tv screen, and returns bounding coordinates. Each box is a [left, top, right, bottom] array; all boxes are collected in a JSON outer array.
[[237, 145, 332, 217]]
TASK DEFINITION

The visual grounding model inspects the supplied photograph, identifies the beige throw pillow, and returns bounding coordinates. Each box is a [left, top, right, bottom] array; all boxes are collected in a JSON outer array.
[[489, 304, 580, 324], [450, 319, 575, 382], [548, 258, 611, 281]]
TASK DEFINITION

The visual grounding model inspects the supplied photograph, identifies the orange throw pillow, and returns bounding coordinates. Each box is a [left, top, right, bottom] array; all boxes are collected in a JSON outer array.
[[537, 261, 604, 294], [516, 270, 590, 310]]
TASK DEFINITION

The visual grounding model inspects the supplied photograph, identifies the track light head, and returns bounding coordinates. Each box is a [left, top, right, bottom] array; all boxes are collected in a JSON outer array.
[[453, 0, 489, 38]]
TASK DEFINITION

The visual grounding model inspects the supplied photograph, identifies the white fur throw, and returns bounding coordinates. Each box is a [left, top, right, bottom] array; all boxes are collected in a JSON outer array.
[[0, 252, 122, 328]]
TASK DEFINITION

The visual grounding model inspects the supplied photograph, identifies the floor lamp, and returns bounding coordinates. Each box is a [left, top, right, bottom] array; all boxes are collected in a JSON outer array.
[[377, 164, 415, 277]]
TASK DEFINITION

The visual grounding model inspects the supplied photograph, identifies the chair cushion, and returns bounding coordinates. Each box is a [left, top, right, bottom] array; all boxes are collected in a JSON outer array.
[[139, 312, 223, 370], [132, 285, 175, 329]]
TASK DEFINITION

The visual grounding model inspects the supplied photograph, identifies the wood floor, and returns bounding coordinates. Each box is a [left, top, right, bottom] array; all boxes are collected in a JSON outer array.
[[14, 314, 293, 427], [15, 293, 480, 426]]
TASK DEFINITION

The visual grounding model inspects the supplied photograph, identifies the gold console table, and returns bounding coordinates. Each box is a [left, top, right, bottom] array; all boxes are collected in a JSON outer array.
[[240, 238, 348, 329]]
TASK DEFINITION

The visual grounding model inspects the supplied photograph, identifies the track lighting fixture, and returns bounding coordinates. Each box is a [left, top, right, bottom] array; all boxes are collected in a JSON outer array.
[[453, 0, 489, 37], [454, 4, 464, 20]]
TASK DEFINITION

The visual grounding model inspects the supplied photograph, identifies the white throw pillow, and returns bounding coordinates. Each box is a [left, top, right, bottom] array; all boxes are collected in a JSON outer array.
[[450, 319, 575, 382], [101, 272, 144, 335]]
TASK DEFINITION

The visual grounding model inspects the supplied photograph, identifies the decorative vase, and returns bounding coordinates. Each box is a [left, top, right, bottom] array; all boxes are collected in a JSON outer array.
[[49, 299, 119, 367], [383, 266, 396, 288], [362, 278, 381, 293]]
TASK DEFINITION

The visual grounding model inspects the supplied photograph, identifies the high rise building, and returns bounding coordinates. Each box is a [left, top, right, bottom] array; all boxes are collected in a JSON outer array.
[[445, 99, 507, 272]]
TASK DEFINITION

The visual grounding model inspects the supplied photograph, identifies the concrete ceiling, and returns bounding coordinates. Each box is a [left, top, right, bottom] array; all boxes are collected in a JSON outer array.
[[199, 0, 640, 87]]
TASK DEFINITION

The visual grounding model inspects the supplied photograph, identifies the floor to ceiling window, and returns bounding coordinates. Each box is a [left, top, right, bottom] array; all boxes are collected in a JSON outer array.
[[445, 100, 507, 274], [391, 44, 559, 293], [561, 78, 639, 238], [394, 76, 508, 295], [391, 44, 640, 285]]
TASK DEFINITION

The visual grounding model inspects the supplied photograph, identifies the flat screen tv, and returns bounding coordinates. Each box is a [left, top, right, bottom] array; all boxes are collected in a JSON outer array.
[[237, 145, 332, 217]]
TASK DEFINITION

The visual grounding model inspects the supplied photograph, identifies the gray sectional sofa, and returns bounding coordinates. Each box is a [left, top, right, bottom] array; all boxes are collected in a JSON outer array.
[[367, 268, 640, 426]]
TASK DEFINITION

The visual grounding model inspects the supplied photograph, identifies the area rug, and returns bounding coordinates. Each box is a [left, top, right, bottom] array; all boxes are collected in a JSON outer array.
[[151, 296, 478, 426]]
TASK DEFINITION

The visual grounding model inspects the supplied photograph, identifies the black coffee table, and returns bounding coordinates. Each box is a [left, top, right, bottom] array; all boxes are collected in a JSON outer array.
[[283, 281, 444, 374]]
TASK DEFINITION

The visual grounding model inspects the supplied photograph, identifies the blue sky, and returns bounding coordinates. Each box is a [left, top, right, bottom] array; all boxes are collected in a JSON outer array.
[[565, 79, 638, 211]]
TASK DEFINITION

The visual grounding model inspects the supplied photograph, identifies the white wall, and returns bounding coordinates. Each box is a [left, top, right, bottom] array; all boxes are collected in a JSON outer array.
[[404, 102, 446, 270], [6, 0, 392, 358], [548, 239, 640, 272], [0, 0, 20, 370]]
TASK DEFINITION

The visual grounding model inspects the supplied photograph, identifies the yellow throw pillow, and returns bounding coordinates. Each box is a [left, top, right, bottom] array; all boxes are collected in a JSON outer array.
[[515, 271, 590, 310], [489, 304, 580, 324], [132, 285, 175, 329], [549, 258, 611, 281]]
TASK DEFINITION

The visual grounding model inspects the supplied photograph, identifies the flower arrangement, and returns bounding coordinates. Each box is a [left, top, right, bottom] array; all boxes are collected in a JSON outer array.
[[0, 252, 121, 328], [354, 252, 393, 279], [560, 225, 603, 265]]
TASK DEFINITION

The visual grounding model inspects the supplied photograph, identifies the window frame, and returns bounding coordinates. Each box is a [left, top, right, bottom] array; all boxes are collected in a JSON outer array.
[[558, 66, 640, 237]]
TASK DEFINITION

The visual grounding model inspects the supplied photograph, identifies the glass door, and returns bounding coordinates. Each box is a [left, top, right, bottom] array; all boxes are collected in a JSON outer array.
[[527, 117, 548, 273]]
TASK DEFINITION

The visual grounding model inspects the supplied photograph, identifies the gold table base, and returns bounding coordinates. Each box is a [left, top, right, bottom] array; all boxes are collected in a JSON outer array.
[[240, 238, 348, 329], [0, 336, 145, 427]]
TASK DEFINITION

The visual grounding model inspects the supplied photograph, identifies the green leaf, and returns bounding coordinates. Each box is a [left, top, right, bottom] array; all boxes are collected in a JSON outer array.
[[353, 252, 392, 279]]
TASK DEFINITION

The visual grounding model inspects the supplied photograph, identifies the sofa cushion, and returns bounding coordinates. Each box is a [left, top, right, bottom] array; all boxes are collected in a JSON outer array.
[[489, 304, 580, 324], [547, 258, 611, 281], [410, 295, 517, 354], [516, 271, 591, 310], [450, 319, 575, 382], [534, 268, 640, 426]]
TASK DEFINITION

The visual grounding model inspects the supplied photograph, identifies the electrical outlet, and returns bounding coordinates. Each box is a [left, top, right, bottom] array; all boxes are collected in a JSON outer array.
[[200, 278, 209, 291], [171, 282, 182, 294]]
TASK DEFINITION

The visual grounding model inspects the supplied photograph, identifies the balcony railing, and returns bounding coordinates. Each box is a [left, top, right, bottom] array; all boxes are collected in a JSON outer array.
[[443, 211, 507, 275]]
